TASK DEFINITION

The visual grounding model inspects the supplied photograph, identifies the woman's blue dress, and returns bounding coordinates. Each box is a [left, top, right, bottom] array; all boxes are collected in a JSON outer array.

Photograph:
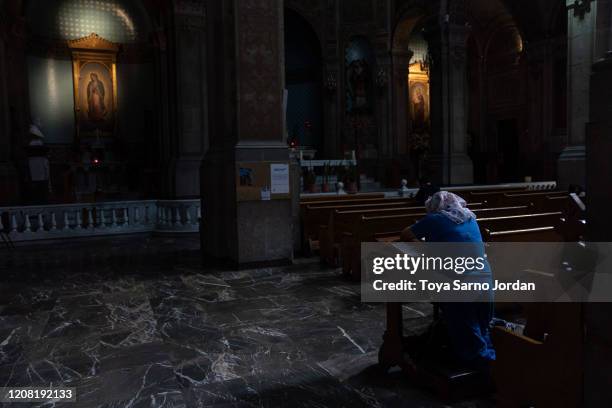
[[410, 213, 496, 363]]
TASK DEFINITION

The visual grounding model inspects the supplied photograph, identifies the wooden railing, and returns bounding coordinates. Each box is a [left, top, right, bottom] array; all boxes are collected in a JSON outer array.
[[0, 199, 200, 243]]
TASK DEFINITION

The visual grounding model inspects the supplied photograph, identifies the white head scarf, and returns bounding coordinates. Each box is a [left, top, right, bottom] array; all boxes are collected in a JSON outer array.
[[425, 191, 476, 224]]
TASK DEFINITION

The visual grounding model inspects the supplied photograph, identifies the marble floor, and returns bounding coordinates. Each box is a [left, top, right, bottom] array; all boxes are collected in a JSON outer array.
[[0, 235, 492, 407]]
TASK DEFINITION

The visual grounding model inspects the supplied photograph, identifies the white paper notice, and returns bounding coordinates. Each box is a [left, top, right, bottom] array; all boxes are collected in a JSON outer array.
[[270, 163, 290, 194], [260, 187, 271, 201]]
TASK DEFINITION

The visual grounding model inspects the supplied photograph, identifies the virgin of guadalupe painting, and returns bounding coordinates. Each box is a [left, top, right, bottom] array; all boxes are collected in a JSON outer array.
[[87, 72, 106, 122], [68, 33, 119, 140], [409, 81, 430, 130], [78, 63, 114, 131]]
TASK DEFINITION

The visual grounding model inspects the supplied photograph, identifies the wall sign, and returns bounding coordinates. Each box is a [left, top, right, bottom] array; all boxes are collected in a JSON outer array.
[[236, 162, 291, 202]]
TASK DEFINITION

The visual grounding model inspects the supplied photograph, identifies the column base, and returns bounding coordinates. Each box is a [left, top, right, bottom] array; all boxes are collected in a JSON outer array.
[[200, 144, 295, 265], [173, 157, 202, 198], [557, 145, 585, 190], [425, 153, 473, 186], [450, 153, 474, 185]]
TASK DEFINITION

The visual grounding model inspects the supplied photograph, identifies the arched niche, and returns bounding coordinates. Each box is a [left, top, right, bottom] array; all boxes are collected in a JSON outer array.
[[343, 35, 377, 153], [25, 0, 155, 144], [23, 0, 157, 200], [389, 11, 429, 166]]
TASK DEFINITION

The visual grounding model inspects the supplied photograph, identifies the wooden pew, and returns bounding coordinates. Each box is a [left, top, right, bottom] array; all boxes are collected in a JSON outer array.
[[483, 226, 564, 242], [466, 188, 529, 204], [342, 207, 542, 279], [500, 191, 568, 209], [320, 202, 497, 266], [300, 192, 384, 203], [319, 205, 426, 265], [477, 212, 564, 235], [300, 197, 415, 251], [492, 303, 582, 407], [378, 225, 580, 403], [468, 190, 562, 207]]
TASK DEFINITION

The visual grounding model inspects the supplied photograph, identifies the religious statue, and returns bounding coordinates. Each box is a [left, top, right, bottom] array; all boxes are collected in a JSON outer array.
[[87, 73, 106, 122], [347, 59, 371, 113]]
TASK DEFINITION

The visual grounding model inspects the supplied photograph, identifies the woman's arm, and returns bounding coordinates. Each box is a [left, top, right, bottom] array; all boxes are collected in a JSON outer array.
[[400, 226, 420, 242]]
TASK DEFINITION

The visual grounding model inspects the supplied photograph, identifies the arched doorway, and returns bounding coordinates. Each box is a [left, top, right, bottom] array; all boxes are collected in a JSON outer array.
[[24, 0, 156, 202], [405, 27, 431, 182], [284, 8, 323, 156]]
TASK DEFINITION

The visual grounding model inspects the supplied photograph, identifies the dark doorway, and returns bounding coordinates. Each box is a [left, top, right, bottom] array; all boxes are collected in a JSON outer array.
[[284, 9, 323, 154], [497, 119, 519, 182]]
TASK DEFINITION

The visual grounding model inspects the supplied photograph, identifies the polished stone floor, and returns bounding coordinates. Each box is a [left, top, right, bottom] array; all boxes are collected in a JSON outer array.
[[0, 235, 491, 407]]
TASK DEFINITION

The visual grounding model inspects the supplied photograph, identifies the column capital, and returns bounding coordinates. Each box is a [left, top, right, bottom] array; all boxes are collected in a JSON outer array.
[[567, 0, 593, 19]]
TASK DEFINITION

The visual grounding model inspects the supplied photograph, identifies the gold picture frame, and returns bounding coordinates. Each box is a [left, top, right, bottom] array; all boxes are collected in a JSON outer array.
[[67, 33, 119, 141]]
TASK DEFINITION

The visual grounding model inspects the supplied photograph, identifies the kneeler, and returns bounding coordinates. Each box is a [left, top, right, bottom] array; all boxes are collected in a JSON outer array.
[[378, 303, 492, 402], [492, 302, 583, 408]]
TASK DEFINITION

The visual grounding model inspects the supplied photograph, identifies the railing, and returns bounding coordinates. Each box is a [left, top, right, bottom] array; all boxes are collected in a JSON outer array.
[[390, 180, 558, 198], [0, 199, 200, 243], [300, 180, 559, 199]]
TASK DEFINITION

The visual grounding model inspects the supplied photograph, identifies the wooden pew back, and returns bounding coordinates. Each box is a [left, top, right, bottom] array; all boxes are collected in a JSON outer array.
[[477, 212, 564, 234], [301, 197, 415, 243]]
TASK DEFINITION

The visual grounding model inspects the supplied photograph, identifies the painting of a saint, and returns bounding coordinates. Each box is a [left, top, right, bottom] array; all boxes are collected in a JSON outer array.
[[68, 33, 119, 140], [77, 62, 114, 135], [410, 81, 429, 130], [87, 73, 106, 122]]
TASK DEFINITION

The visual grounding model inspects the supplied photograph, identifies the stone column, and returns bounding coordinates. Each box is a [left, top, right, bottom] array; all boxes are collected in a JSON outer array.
[[559, 0, 597, 189], [390, 49, 412, 156], [201, 0, 293, 264], [0, 12, 17, 204], [0, 6, 28, 204], [425, 21, 473, 185], [525, 39, 555, 177], [446, 24, 473, 184], [167, 1, 208, 198], [585, 2, 612, 407], [376, 53, 391, 158]]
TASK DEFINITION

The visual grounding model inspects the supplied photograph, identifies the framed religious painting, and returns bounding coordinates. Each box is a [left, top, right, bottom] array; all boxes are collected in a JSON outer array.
[[67, 33, 119, 141], [408, 79, 430, 131]]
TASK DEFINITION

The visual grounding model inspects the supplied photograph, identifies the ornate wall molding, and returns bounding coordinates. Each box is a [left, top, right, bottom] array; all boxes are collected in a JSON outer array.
[[567, 0, 592, 20], [67, 33, 120, 53]]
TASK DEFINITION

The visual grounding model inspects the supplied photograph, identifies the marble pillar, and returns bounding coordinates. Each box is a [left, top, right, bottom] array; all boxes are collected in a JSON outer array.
[[200, 0, 293, 265], [584, 2, 612, 406], [169, 2, 209, 198], [559, 0, 597, 189]]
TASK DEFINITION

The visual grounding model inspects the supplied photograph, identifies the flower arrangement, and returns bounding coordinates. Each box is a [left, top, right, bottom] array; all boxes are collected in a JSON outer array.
[[321, 163, 332, 192], [302, 167, 317, 192]]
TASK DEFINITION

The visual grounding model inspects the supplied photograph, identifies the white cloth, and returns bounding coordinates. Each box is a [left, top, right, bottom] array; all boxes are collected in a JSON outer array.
[[425, 191, 475, 224]]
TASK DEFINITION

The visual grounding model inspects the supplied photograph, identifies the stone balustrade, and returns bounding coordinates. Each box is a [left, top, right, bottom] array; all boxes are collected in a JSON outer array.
[[0, 199, 200, 243]]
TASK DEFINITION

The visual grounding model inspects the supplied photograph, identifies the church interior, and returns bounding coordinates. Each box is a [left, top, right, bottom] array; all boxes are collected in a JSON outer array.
[[0, 0, 611, 406]]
